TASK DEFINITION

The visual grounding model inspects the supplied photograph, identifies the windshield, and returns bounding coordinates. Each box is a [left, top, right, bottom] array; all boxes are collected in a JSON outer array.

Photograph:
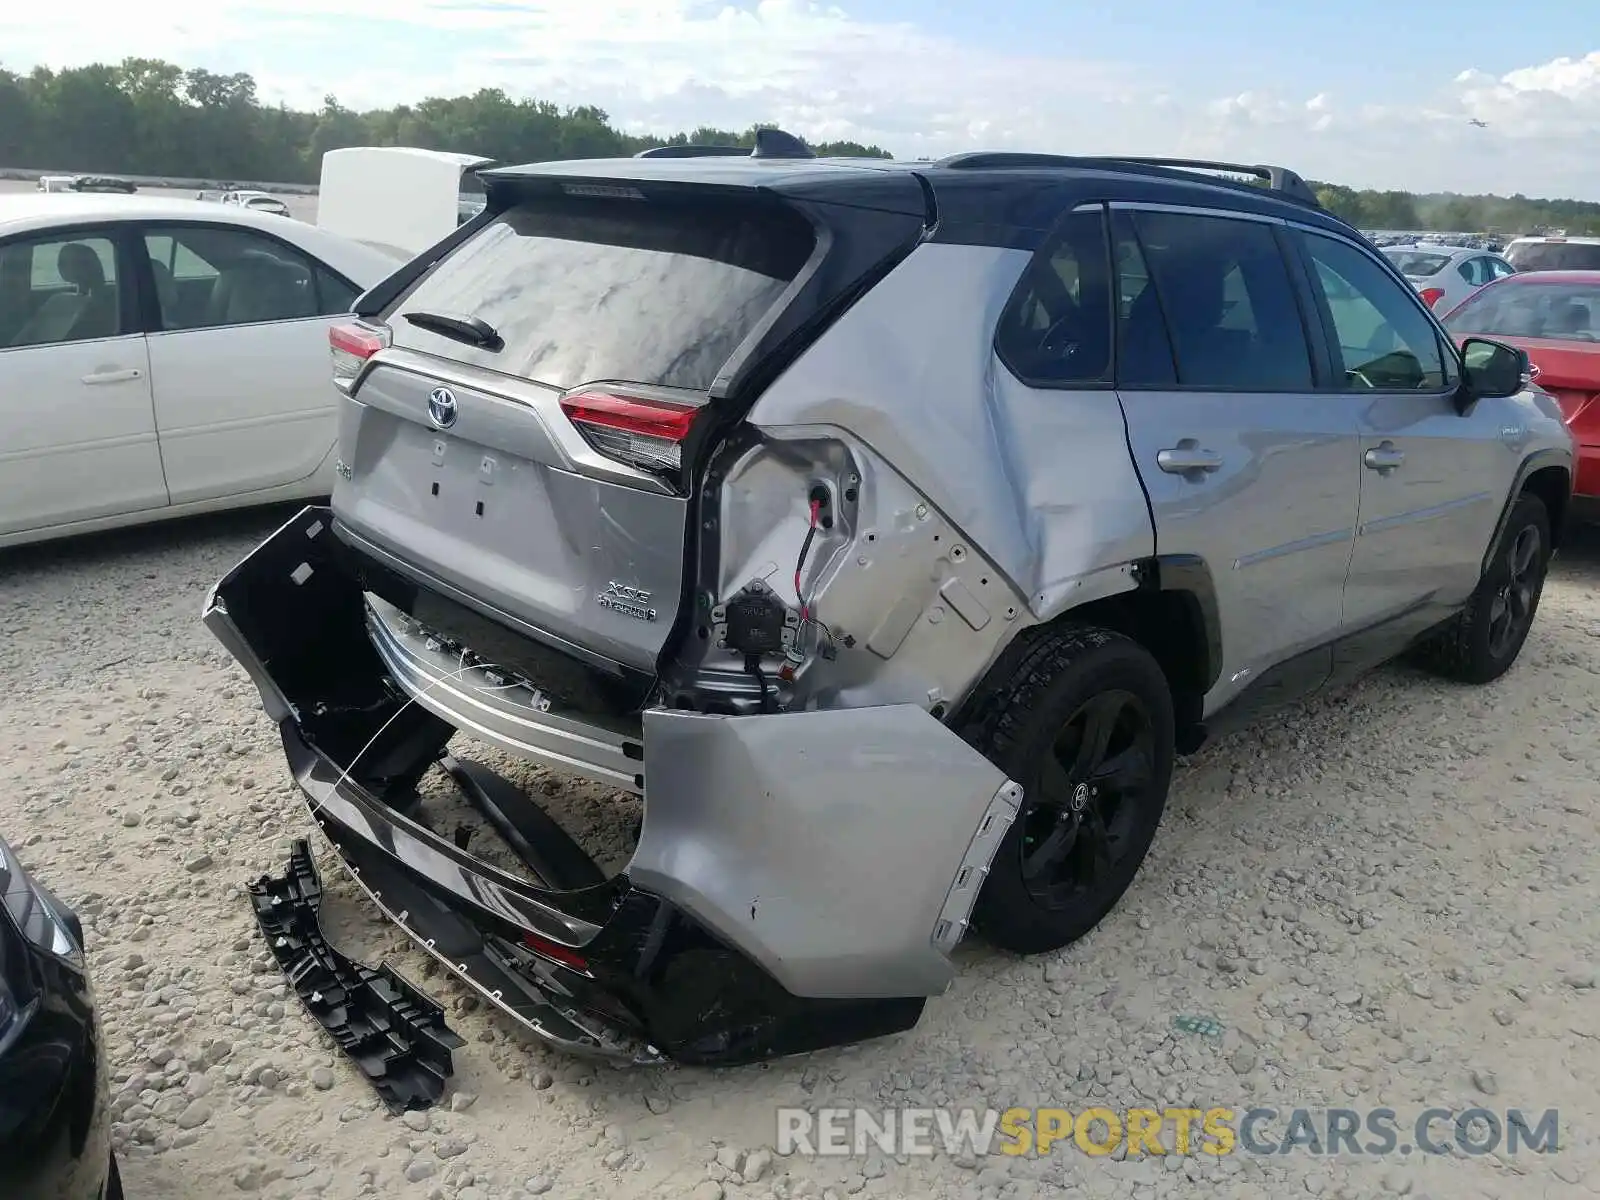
[[1505, 242, 1600, 272], [1384, 250, 1451, 278], [1443, 281, 1600, 342]]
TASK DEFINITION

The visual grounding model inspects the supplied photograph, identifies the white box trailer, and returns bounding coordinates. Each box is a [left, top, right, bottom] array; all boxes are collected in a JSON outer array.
[[316, 146, 493, 260]]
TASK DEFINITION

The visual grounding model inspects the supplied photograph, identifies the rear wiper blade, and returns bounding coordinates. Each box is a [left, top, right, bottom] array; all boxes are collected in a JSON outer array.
[[402, 309, 502, 350]]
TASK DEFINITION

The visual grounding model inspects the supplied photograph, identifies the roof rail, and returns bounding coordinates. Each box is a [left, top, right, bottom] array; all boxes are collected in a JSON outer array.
[[632, 128, 816, 162], [634, 145, 751, 159], [935, 151, 1322, 208]]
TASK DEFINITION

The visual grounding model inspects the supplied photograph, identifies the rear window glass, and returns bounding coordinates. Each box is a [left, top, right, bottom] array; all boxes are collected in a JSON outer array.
[[1505, 242, 1600, 271], [1383, 250, 1451, 277], [390, 196, 816, 391], [1443, 281, 1600, 342]]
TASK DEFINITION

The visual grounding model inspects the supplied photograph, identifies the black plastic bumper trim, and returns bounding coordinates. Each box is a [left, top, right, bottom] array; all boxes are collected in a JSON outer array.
[[248, 839, 466, 1112]]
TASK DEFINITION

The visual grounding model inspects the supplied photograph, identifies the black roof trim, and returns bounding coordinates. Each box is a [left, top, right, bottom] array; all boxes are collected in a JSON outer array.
[[632, 127, 817, 162], [936, 152, 1322, 208]]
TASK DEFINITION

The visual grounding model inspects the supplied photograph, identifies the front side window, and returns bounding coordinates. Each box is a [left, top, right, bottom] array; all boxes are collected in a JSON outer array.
[[1300, 232, 1449, 391], [140, 225, 331, 331], [0, 233, 124, 349], [1130, 211, 1313, 391], [996, 208, 1112, 385]]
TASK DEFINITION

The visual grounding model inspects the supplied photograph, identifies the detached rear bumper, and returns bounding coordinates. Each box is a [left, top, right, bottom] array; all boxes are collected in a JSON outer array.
[[204, 507, 1019, 1064]]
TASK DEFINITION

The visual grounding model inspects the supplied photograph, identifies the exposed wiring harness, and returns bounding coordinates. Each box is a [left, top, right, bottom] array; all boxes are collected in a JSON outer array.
[[794, 497, 820, 622]]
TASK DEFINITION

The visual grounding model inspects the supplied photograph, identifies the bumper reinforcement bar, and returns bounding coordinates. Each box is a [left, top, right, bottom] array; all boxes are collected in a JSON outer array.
[[249, 839, 466, 1112]]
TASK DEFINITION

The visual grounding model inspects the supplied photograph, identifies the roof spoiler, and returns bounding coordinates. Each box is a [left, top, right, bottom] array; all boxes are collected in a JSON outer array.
[[936, 152, 1322, 208], [634, 127, 816, 161]]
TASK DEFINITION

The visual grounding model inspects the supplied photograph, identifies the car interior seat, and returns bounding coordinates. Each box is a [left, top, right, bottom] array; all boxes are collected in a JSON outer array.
[[10, 242, 117, 346], [204, 251, 315, 327]]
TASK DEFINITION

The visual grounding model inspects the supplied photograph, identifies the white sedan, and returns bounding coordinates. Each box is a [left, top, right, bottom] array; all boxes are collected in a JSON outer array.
[[0, 193, 405, 548], [1380, 242, 1516, 313]]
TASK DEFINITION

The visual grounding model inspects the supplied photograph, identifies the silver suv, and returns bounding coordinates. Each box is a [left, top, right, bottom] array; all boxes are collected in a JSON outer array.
[[206, 132, 1575, 1065]]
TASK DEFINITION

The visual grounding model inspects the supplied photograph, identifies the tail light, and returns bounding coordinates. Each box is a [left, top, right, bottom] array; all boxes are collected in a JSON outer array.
[[1418, 287, 1446, 309], [329, 320, 390, 389], [521, 932, 589, 972], [559, 388, 702, 478]]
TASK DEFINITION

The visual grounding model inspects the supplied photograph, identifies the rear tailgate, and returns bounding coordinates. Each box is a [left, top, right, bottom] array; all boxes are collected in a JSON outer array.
[[332, 165, 929, 707]]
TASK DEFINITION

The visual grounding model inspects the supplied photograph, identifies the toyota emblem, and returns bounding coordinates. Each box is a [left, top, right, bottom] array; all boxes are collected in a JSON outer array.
[[427, 386, 458, 430]]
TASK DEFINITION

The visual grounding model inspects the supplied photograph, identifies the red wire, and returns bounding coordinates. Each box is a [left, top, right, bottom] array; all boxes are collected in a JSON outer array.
[[796, 499, 820, 621]]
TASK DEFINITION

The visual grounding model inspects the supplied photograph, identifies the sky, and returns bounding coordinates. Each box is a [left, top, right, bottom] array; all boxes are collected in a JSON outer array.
[[3, 0, 1600, 200]]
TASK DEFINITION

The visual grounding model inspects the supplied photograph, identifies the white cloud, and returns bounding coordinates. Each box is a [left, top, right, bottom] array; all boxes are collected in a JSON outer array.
[[3, 1, 1599, 198]]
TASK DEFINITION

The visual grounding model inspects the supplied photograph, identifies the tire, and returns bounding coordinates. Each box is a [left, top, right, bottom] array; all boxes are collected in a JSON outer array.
[[966, 625, 1176, 955], [1413, 492, 1551, 685]]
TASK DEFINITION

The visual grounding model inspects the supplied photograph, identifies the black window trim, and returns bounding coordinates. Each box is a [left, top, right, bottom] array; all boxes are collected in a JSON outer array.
[[1106, 201, 1322, 395], [0, 220, 143, 351], [1285, 224, 1461, 398], [992, 201, 1116, 391], [126, 217, 361, 334]]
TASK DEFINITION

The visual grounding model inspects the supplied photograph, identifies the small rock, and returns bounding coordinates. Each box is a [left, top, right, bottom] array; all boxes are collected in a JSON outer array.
[[1303, 1174, 1327, 1195], [403, 1110, 431, 1132], [1380, 1169, 1414, 1195], [404, 1159, 436, 1183], [436, 1136, 469, 1159], [310, 1067, 336, 1091], [602, 1149, 628, 1169], [743, 1148, 773, 1183], [1565, 970, 1597, 991], [715, 1147, 745, 1173], [524, 1176, 552, 1196], [122, 812, 142, 828], [123, 954, 144, 971], [531, 1070, 554, 1091], [645, 1094, 671, 1115], [183, 852, 214, 873], [450, 1091, 477, 1112], [175, 1100, 212, 1130], [691, 1183, 724, 1200], [1230, 1049, 1258, 1075], [1470, 1068, 1499, 1096]]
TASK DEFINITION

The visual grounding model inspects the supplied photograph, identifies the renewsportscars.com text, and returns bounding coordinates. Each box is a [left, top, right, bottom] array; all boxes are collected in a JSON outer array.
[[776, 1105, 1559, 1159]]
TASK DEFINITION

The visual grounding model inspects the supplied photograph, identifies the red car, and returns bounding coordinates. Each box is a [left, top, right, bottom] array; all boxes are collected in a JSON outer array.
[[1441, 270, 1600, 518]]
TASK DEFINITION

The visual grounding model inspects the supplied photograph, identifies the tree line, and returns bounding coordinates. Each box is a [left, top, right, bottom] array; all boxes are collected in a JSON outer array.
[[2, 58, 1598, 235]]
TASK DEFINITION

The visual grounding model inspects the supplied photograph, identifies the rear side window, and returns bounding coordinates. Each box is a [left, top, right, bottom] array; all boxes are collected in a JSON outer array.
[[389, 196, 816, 392], [1131, 211, 1313, 391], [995, 208, 1112, 385], [1506, 242, 1600, 272]]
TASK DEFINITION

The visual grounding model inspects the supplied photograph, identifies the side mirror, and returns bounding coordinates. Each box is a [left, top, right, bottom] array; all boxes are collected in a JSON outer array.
[[1459, 337, 1529, 404]]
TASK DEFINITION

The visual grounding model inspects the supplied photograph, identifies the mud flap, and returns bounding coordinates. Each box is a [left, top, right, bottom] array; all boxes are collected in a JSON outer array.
[[248, 839, 466, 1112]]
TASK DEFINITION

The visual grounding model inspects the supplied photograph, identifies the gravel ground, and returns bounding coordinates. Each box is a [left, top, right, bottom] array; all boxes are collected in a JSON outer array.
[[2, 505, 1598, 1200]]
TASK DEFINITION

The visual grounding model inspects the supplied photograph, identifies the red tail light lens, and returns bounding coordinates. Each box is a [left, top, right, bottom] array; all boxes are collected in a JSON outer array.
[[1418, 287, 1446, 309], [329, 321, 390, 387], [521, 932, 589, 972], [559, 389, 702, 477]]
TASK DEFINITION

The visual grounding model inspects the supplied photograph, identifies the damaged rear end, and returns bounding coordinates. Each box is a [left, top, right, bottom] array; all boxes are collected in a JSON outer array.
[[205, 153, 1024, 1063]]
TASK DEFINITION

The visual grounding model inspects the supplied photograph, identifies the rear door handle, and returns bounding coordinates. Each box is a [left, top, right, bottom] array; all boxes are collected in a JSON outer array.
[[1363, 443, 1405, 473], [1156, 443, 1224, 476], [82, 368, 141, 385]]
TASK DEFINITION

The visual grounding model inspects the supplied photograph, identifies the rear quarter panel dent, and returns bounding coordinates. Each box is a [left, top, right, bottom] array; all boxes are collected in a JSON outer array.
[[746, 241, 1156, 618]]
